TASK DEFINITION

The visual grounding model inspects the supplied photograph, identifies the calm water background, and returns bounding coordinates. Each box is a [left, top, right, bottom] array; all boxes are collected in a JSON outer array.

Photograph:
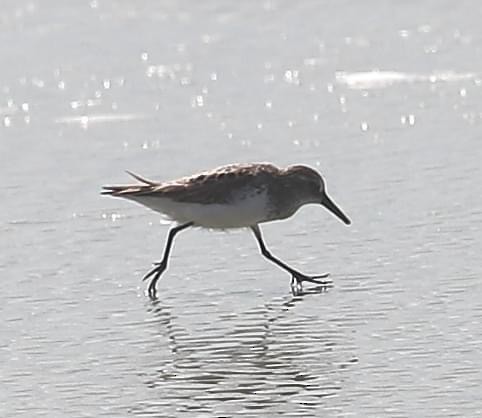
[[1, 1, 482, 417]]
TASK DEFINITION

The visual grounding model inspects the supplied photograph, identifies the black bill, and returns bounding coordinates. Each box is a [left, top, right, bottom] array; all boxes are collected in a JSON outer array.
[[321, 194, 351, 225]]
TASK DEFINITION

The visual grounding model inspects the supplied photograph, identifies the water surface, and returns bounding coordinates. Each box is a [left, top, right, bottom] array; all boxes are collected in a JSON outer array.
[[1, 1, 482, 417]]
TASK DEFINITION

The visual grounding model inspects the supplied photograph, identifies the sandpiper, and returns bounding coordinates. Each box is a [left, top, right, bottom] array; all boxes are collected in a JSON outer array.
[[102, 163, 351, 297]]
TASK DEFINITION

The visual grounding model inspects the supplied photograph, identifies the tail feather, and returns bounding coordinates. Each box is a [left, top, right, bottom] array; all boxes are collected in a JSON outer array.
[[101, 185, 132, 196], [125, 170, 159, 186], [102, 170, 161, 196]]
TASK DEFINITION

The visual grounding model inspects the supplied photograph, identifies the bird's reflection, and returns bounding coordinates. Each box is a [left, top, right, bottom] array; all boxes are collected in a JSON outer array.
[[138, 283, 348, 415]]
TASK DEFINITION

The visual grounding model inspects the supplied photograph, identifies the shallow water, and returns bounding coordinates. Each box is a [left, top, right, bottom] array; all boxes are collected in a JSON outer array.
[[2, 1, 482, 417]]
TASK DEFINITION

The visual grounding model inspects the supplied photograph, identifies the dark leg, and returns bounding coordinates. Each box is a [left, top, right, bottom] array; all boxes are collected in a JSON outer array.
[[143, 222, 193, 298], [250, 225, 330, 294]]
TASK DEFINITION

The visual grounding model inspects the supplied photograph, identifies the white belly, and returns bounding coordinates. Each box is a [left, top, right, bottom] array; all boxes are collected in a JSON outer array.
[[130, 190, 270, 228]]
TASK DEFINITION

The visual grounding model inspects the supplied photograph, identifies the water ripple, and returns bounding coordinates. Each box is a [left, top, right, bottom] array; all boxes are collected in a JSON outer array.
[[132, 293, 357, 416]]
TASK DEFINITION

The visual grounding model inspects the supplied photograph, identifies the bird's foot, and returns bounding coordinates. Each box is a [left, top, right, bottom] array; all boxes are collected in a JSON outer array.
[[143, 261, 167, 299], [290, 271, 331, 295]]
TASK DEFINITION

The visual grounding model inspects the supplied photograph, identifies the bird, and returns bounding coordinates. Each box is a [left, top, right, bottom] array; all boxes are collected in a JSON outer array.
[[102, 162, 351, 297]]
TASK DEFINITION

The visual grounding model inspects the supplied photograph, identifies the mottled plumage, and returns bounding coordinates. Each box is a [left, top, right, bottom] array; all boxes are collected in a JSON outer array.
[[103, 163, 277, 204]]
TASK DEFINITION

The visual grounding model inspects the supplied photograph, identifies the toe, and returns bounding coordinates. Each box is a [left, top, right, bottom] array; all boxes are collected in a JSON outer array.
[[312, 272, 330, 279], [143, 267, 158, 281]]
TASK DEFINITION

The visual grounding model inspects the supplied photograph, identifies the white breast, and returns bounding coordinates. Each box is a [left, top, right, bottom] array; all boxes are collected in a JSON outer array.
[[129, 188, 270, 229]]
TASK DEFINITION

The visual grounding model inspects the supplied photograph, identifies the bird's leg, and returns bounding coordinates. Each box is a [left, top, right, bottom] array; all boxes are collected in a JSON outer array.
[[251, 225, 330, 294], [143, 222, 193, 298]]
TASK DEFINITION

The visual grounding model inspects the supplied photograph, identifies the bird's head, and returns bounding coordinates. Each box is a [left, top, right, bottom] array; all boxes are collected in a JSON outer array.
[[284, 165, 351, 225]]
